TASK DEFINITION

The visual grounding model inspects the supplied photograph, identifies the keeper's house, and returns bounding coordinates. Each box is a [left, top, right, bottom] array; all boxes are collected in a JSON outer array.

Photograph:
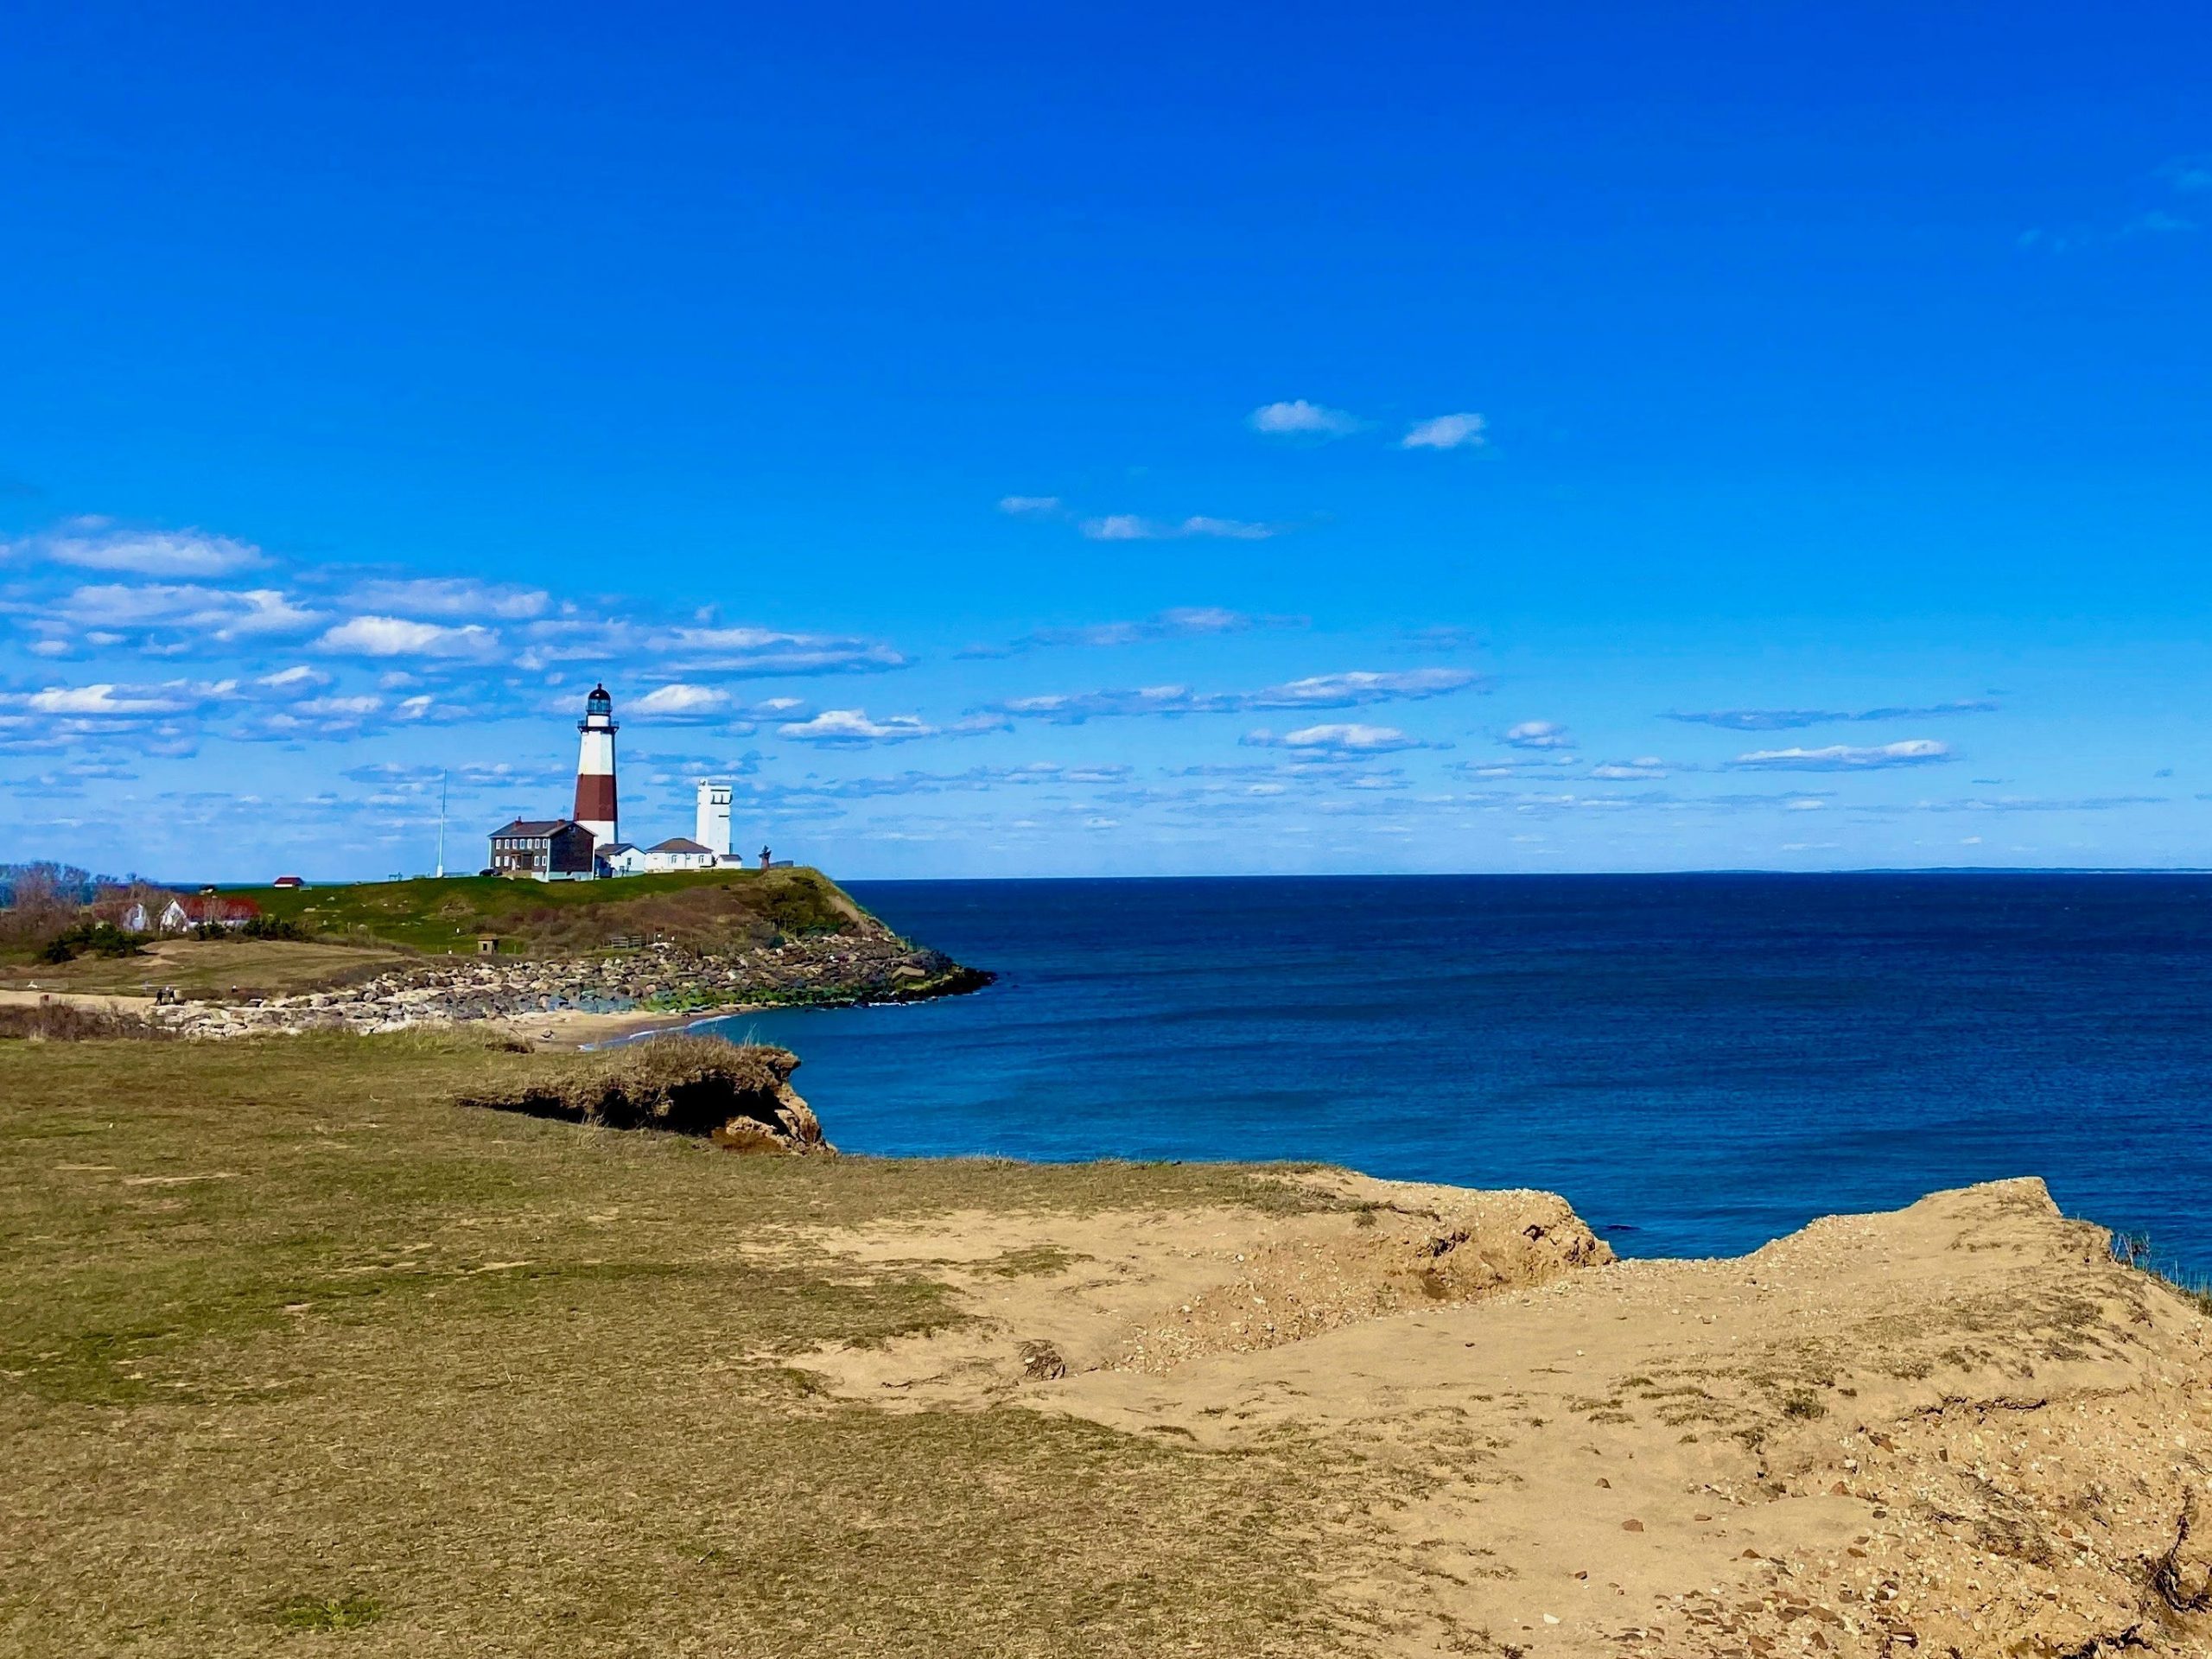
[[488, 817, 597, 880]]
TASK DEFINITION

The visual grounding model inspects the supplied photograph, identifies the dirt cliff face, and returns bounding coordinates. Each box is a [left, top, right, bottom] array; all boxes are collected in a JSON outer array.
[[793, 1174, 2212, 1656], [456, 1034, 832, 1154]]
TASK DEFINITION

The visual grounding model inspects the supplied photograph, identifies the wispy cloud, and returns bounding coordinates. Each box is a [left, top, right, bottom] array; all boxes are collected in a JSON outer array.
[[1399, 624, 1484, 653], [996, 495, 1065, 518], [48, 582, 321, 643], [9, 517, 267, 577], [1667, 700, 1998, 731], [734, 761, 1139, 804], [1502, 719, 1573, 750], [1730, 740, 1952, 772], [2021, 157, 2207, 251], [1242, 722, 1429, 755], [631, 683, 737, 721], [986, 666, 1484, 723], [778, 709, 937, 747], [1401, 412, 1486, 451], [959, 606, 1286, 658], [509, 619, 907, 677], [1248, 398, 1360, 438], [1589, 757, 1669, 779], [1890, 793, 2168, 814], [315, 614, 501, 659], [345, 577, 550, 620], [1079, 513, 1278, 542], [23, 678, 234, 717]]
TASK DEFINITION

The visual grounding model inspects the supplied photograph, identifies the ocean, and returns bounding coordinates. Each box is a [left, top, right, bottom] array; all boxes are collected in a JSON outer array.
[[701, 874, 2212, 1273]]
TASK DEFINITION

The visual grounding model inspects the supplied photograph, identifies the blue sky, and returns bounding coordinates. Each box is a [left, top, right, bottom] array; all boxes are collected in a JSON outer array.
[[3, 2, 2209, 878]]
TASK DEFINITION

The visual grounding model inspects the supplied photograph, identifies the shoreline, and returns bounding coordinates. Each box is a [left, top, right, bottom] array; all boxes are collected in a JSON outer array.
[[0, 963, 993, 1051]]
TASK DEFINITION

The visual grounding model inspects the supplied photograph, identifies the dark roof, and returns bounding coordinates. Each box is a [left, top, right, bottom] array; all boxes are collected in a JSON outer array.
[[493, 817, 578, 837], [648, 836, 712, 854], [596, 842, 636, 855]]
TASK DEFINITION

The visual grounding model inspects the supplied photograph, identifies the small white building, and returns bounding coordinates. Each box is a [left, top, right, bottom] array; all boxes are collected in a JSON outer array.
[[695, 780, 734, 862], [595, 842, 646, 876], [642, 836, 716, 873]]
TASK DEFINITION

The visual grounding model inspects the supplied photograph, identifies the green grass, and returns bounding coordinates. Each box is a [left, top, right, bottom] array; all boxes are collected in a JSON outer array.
[[0, 1032, 1343, 1658], [270, 1595, 383, 1632], [222, 866, 866, 957]]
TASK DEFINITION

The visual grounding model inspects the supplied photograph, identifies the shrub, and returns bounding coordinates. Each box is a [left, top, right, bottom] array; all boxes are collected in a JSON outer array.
[[34, 919, 146, 963]]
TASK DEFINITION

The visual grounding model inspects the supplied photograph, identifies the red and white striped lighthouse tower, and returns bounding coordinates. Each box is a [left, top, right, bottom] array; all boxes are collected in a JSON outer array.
[[572, 683, 619, 849]]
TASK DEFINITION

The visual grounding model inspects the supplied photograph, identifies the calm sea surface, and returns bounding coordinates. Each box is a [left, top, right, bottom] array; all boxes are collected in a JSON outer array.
[[700, 874, 2212, 1271]]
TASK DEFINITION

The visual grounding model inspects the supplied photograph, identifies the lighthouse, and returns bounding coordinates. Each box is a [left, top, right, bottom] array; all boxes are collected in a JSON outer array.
[[572, 683, 619, 851]]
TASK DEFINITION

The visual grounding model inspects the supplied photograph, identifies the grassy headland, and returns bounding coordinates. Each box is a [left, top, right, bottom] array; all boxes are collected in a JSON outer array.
[[6, 1032, 2212, 1656], [0, 1033, 1337, 1657], [0, 868, 987, 1033], [238, 865, 867, 957]]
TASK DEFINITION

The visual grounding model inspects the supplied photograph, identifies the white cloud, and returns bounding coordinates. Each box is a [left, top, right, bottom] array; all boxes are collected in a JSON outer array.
[[969, 606, 1294, 658], [1503, 719, 1573, 750], [778, 709, 937, 746], [631, 683, 738, 721], [1079, 514, 1277, 542], [1402, 412, 1487, 451], [315, 615, 500, 658], [1254, 668, 1478, 708], [985, 665, 1483, 724], [345, 577, 550, 620], [255, 665, 332, 693], [1243, 722, 1424, 754], [997, 495, 1065, 518], [1590, 757, 1668, 779], [54, 582, 320, 641], [1731, 739, 1952, 771], [292, 695, 383, 719], [24, 678, 234, 717], [1666, 700, 1996, 730], [652, 625, 907, 676], [17, 517, 267, 576], [1249, 399, 1359, 437]]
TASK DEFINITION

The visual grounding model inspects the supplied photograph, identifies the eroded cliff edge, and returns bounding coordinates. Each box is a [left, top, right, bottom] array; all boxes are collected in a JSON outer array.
[[792, 1172, 2212, 1657]]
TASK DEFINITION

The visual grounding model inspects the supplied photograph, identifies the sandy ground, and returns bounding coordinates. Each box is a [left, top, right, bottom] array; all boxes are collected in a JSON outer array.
[[795, 1173, 2212, 1657], [487, 1002, 760, 1048], [0, 981, 737, 1049], [0, 986, 156, 1015]]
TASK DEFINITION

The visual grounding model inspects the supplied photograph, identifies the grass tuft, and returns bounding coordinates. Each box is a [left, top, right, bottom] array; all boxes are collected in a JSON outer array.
[[271, 1594, 383, 1632]]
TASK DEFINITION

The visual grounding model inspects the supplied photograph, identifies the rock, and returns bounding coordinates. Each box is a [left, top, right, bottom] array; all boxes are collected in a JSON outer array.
[[1019, 1340, 1068, 1382]]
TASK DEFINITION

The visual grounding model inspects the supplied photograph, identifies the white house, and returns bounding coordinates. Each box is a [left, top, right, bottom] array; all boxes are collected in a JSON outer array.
[[595, 842, 647, 876], [642, 836, 717, 873]]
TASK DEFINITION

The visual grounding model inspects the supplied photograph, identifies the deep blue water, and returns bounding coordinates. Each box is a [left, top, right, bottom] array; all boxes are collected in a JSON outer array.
[[701, 874, 2212, 1271]]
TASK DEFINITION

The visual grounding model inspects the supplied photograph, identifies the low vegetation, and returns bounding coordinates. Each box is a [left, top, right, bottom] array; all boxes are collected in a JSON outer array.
[[0, 998, 170, 1041], [455, 1033, 819, 1146], [243, 866, 867, 956], [0, 938, 408, 999], [1, 1032, 1339, 1657]]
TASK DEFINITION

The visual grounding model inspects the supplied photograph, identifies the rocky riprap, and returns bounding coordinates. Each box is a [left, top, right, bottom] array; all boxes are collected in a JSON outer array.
[[150, 931, 988, 1039]]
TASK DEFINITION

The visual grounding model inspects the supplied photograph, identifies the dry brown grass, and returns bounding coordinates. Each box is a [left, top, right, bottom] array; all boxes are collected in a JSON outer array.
[[0, 937, 405, 998], [0, 1031, 1342, 1658], [0, 997, 170, 1041]]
